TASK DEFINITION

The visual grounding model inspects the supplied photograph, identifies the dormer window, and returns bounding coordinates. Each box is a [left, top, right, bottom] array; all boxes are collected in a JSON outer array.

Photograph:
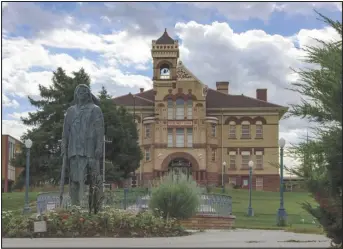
[[160, 63, 170, 79]]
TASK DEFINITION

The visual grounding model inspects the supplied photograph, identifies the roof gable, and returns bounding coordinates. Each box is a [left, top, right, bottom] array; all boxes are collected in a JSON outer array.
[[206, 89, 284, 108]]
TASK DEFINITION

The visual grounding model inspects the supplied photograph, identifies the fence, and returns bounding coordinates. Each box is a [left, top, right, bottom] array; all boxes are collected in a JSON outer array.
[[36, 189, 232, 217]]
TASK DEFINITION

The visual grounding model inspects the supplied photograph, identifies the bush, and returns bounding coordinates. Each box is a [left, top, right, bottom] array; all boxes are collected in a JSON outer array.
[[2, 207, 189, 238], [149, 173, 201, 220]]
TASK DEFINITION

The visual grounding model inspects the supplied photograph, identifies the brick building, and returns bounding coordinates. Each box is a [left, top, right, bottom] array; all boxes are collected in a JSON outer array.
[[112, 30, 288, 191], [2, 134, 24, 192]]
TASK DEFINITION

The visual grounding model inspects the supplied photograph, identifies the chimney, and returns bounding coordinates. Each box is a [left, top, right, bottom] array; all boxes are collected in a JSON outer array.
[[140, 88, 144, 93], [256, 89, 267, 101], [216, 81, 229, 94]]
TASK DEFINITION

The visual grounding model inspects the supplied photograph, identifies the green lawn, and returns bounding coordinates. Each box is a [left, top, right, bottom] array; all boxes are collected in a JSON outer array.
[[2, 188, 322, 234]]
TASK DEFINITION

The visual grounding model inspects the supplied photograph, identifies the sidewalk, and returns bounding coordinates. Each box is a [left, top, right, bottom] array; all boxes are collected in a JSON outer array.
[[3, 229, 330, 248]]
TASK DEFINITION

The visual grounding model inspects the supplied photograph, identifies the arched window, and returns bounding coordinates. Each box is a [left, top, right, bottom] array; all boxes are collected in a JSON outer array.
[[160, 63, 170, 79], [187, 99, 193, 119], [255, 121, 263, 139], [228, 121, 236, 139], [241, 121, 250, 139], [176, 98, 184, 120]]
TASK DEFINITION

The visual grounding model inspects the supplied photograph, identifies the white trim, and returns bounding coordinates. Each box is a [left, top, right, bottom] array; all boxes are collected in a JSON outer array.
[[229, 121, 236, 125], [241, 151, 251, 156], [229, 151, 236, 155], [255, 121, 263, 125], [241, 121, 250, 125], [255, 151, 263, 155]]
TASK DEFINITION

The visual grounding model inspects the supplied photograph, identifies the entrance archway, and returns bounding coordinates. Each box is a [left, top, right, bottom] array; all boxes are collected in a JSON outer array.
[[168, 158, 192, 179], [161, 152, 200, 179]]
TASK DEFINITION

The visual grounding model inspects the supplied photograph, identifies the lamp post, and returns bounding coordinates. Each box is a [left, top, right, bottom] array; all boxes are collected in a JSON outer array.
[[247, 160, 254, 217], [23, 139, 32, 214], [277, 137, 287, 226], [222, 161, 226, 193]]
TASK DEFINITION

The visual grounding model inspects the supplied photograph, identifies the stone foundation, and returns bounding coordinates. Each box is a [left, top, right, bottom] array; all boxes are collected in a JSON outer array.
[[180, 214, 236, 230]]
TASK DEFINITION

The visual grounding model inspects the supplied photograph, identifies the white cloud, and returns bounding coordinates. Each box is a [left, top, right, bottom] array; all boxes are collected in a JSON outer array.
[[2, 120, 31, 141], [2, 34, 153, 98], [2, 94, 19, 108], [187, 2, 342, 21], [8, 111, 32, 120]]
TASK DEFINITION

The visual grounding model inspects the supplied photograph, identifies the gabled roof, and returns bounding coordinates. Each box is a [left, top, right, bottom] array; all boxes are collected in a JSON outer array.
[[206, 89, 284, 108], [112, 90, 155, 107], [156, 29, 175, 44], [112, 88, 284, 109]]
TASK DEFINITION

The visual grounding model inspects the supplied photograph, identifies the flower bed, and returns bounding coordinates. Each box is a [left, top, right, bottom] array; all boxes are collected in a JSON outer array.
[[2, 206, 189, 238]]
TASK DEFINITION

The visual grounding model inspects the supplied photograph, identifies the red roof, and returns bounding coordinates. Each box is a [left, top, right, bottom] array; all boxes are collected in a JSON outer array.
[[112, 88, 284, 109]]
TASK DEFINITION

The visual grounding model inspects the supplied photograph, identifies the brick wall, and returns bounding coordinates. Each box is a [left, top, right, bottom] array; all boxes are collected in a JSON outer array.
[[180, 214, 236, 230], [227, 174, 280, 192]]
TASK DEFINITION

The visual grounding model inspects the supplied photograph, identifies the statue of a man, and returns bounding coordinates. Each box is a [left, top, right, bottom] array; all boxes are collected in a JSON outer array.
[[61, 84, 104, 207]]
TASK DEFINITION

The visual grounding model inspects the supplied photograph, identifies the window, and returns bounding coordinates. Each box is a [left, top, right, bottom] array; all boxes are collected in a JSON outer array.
[[176, 98, 184, 120], [241, 154, 250, 169], [256, 177, 264, 190], [229, 155, 236, 169], [168, 128, 173, 147], [241, 123, 250, 139], [255, 122, 263, 139], [145, 124, 151, 138], [167, 99, 173, 119], [211, 124, 216, 137], [187, 128, 193, 148], [145, 149, 150, 161], [176, 128, 184, 147], [211, 148, 216, 161], [256, 154, 263, 169], [229, 123, 236, 138], [187, 100, 193, 119]]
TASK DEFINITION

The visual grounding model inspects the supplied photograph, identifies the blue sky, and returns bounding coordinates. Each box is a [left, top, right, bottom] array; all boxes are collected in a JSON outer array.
[[1, 2, 342, 168]]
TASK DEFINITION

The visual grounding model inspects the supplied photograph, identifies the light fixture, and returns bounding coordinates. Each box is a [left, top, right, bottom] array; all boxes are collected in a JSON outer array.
[[278, 138, 286, 148], [24, 139, 33, 149], [223, 161, 227, 167], [248, 160, 254, 168]]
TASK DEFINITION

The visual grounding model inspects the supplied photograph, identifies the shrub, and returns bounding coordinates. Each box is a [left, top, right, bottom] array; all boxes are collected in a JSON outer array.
[[149, 173, 201, 220], [2, 206, 189, 238]]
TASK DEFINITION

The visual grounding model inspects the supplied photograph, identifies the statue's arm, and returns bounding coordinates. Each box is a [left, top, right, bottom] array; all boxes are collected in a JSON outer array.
[[61, 108, 71, 157], [94, 106, 105, 156]]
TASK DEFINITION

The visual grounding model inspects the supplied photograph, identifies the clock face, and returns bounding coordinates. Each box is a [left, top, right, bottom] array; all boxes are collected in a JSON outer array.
[[160, 68, 170, 76]]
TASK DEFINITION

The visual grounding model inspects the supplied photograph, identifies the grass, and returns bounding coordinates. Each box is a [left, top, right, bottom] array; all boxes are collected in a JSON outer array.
[[211, 188, 322, 234], [2, 187, 323, 234]]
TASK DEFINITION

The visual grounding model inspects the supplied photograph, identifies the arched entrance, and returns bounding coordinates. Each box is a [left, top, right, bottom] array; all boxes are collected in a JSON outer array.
[[168, 158, 192, 179], [161, 152, 200, 180]]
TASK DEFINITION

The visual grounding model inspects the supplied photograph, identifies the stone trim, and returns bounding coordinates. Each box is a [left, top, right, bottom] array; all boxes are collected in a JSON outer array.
[[161, 152, 199, 171], [180, 215, 236, 230]]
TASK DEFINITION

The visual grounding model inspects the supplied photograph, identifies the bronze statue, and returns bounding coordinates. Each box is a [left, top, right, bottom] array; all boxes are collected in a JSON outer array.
[[59, 84, 104, 214]]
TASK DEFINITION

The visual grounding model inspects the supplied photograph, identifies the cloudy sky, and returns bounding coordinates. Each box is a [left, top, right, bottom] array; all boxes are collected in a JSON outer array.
[[1, 2, 342, 168]]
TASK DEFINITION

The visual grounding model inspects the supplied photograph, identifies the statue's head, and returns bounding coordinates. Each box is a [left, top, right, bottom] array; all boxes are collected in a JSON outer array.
[[74, 84, 91, 104], [73, 84, 100, 106]]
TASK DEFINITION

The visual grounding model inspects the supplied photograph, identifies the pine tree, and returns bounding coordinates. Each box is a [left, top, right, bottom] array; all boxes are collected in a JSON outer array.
[[98, 86, 142, 183], [287, 13, 342, 246]]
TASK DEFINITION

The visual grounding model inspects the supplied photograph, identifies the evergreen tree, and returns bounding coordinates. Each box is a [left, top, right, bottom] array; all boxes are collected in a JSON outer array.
[[98, 86, 142, 183], [287, 13, 342, 246]]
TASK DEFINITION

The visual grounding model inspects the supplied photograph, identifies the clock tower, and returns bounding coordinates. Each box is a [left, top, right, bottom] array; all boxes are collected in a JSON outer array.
[[151, 29, 179, 89]]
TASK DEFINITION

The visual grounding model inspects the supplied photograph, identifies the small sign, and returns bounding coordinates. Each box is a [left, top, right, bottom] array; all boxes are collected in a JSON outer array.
[[34, 221, 47, 233], [167, 120, 193, 127], [46, 202, 56, 211]]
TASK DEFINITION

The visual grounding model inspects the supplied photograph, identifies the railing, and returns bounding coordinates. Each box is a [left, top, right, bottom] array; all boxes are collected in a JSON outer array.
[[36, 189, 233, 217]]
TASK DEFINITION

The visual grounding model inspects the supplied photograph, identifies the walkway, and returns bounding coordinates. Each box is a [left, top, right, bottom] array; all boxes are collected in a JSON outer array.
[[3, 229, 330, 248]]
